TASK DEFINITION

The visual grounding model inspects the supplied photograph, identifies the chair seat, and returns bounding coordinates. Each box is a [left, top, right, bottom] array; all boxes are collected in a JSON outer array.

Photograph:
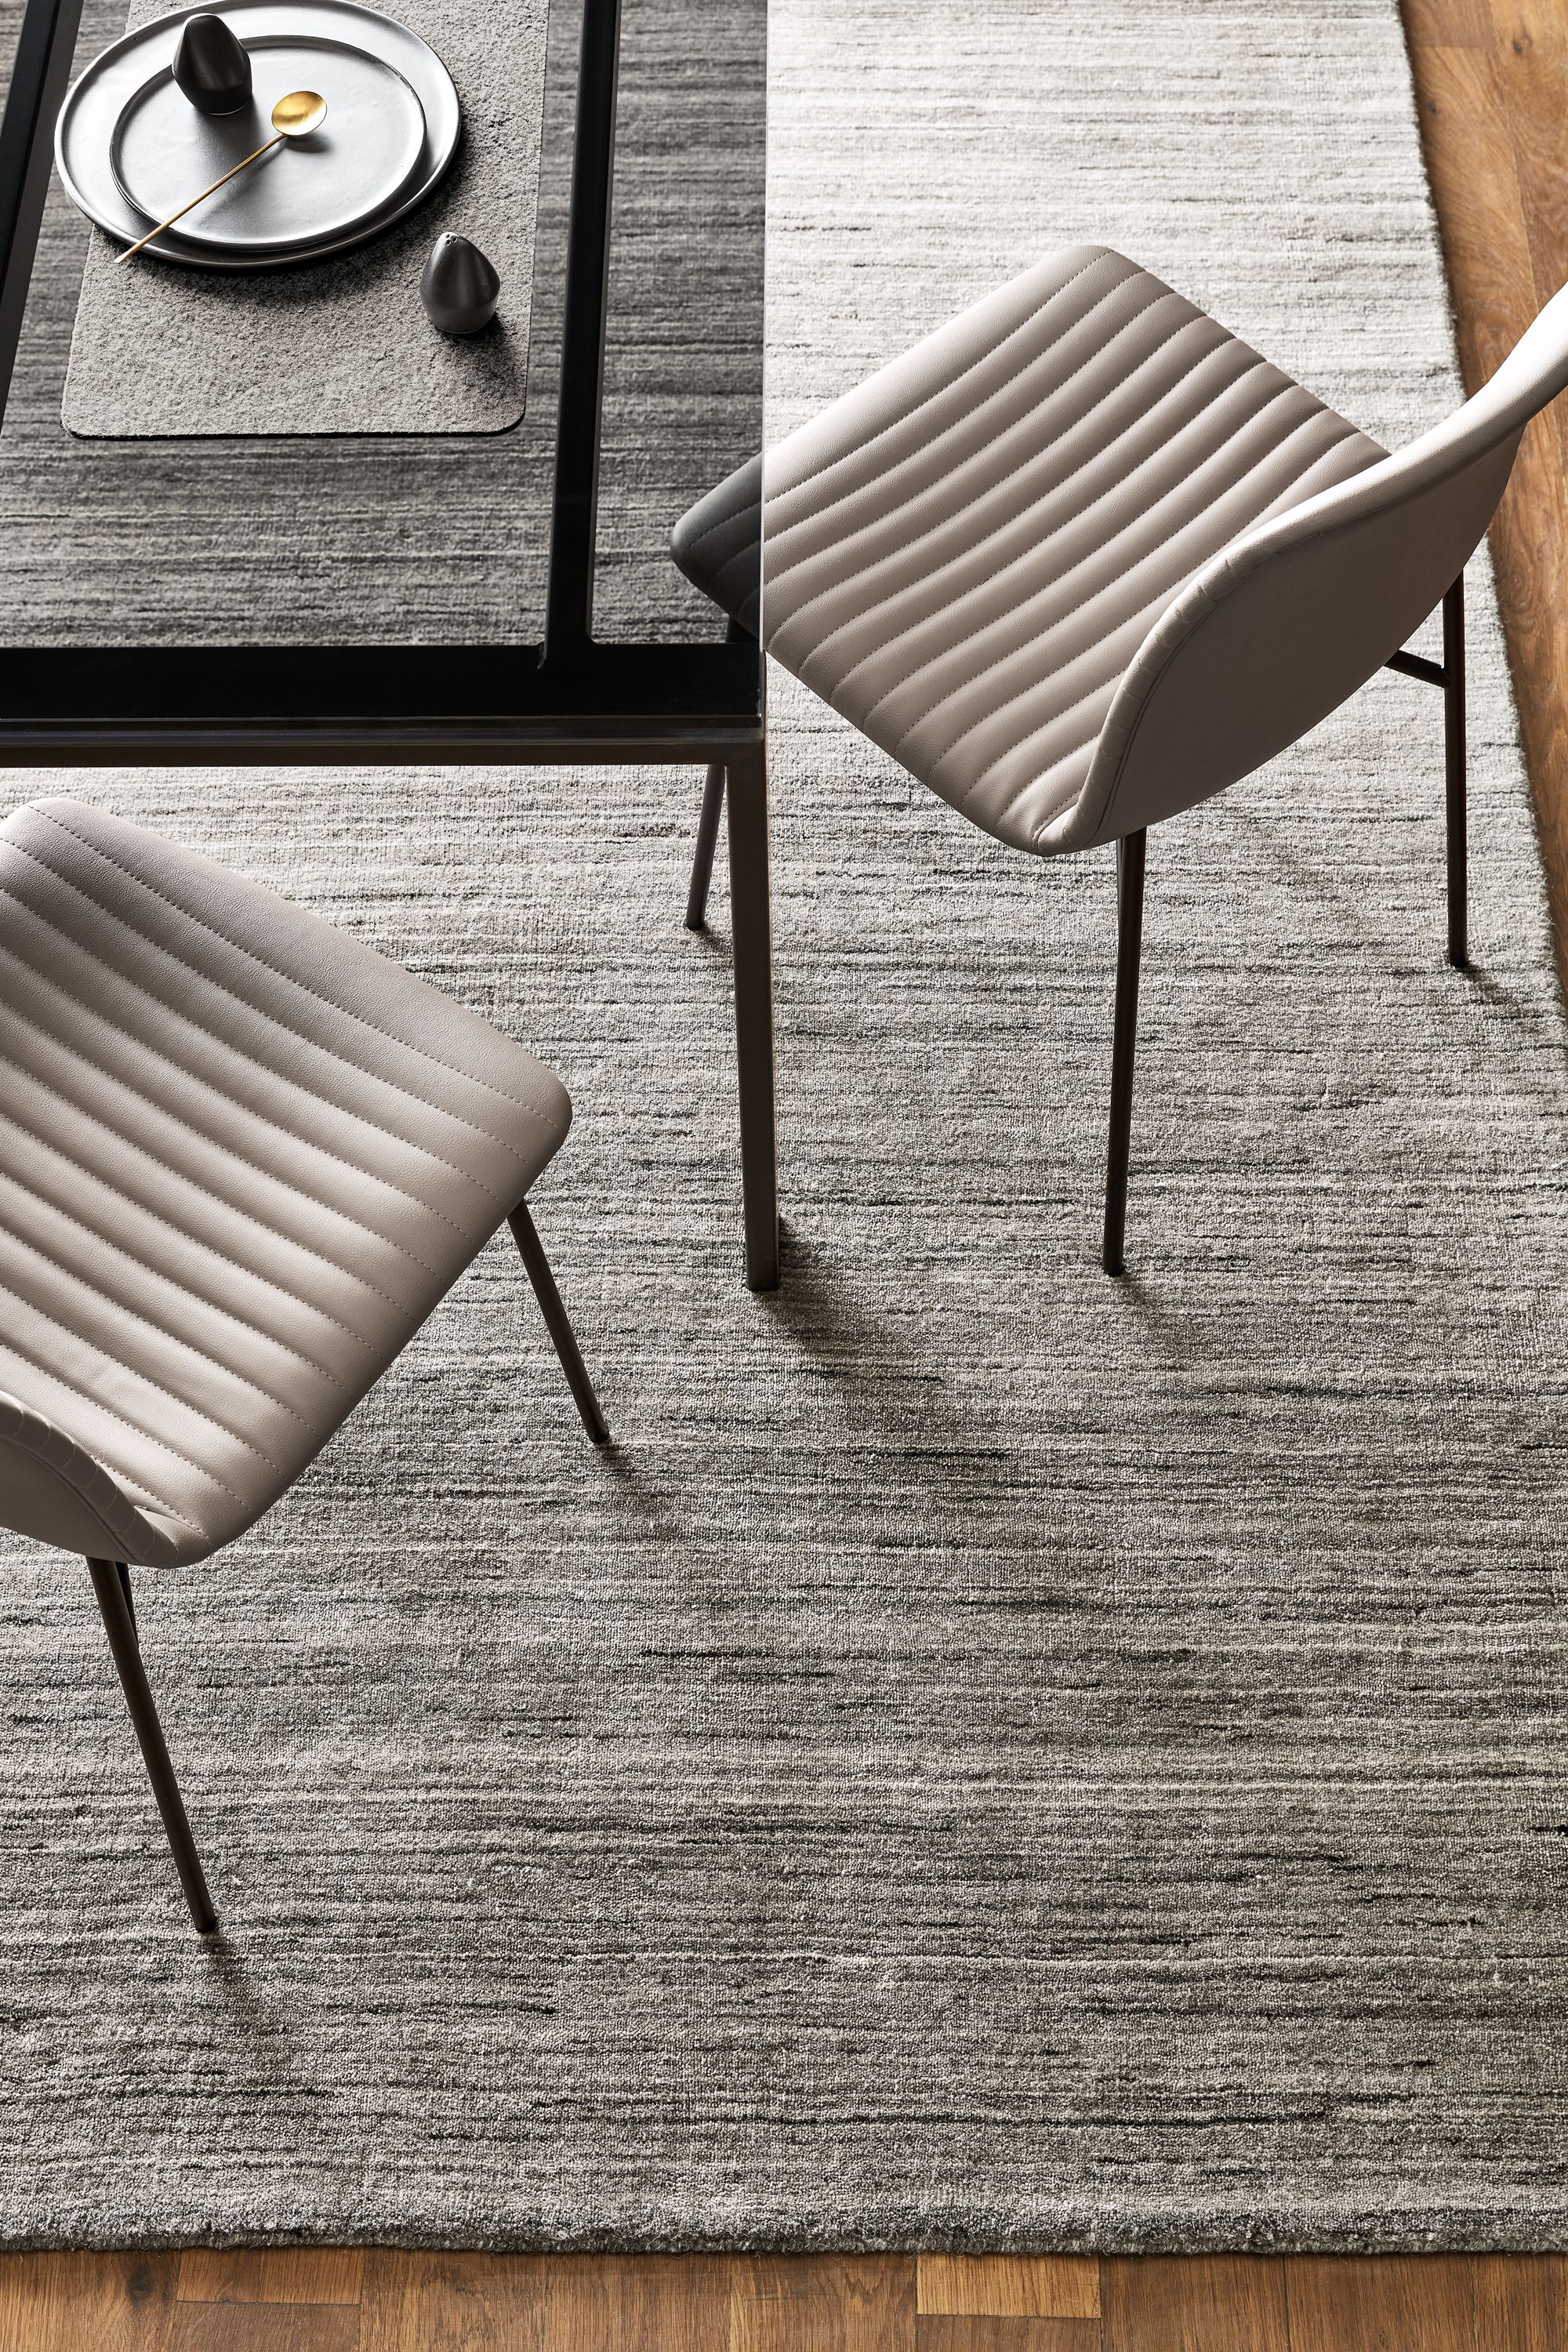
[[670, 454, 762, 640], [677, 245, 1388, 855], [0, 800, 571, 1569]]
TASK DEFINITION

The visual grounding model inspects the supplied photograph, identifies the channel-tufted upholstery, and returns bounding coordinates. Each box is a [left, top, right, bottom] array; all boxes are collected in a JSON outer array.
[[673, 241, 1568, 1276], [677, 245, 1568, 869], [0, 798, 572, 1570], [676, 245, 1386, 853], [670, 453, 762, 639]]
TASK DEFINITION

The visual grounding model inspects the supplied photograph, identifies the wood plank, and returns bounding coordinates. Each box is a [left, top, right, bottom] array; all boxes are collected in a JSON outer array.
[[917, 2260, 1099, 2319], [0, 2253, 179, 2352], [731, 2256, 916, 2352], [916, 2323, 1100, 2352], [1403, 0, 1496, 45], [176, 2250, 365, 2307], [168, 2304, 359, 2352], [1283, 2256, 1475, 2350], [1484, 0, 1568, 492], [358, 2252, 546, 2352], [1484, 430, 1568, 998], [1486, 0, 1568, 333], [1402, 40, 1535, 391], [1101, 2258, 1287, 2352], [1472, 2256, 1568, 2348], [545, 2254, 728, 2351], [1401, 10, 1568, 1000], [0, 2259, 58, 2352]]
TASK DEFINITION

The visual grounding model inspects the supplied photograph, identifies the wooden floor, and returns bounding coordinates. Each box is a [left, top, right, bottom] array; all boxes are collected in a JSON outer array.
[[1, 2250, 1566, 2350], [6, 2, 1568, 2346], [1407, 0, 1568, 997]]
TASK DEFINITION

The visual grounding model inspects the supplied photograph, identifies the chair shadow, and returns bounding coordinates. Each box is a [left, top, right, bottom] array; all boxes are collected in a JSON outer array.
[[178, 1935, 294, 2053], [1108, 1265, 1198, 1360], [1223, 800, 1568, 1076], [1465, 964, 1568, 1076], [752, 1212, 1140, 1456], [573, 1436, 695, 1555]]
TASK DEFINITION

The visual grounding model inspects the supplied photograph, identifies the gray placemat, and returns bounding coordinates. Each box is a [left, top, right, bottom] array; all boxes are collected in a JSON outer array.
[[60, 0, 546, 435]]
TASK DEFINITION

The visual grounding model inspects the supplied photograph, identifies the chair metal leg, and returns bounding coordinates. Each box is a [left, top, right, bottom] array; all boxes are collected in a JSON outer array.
[[684, 619, 755, 933], [1444, 572, 1467, 969], [686, 763, 727, 931], [508, 1199, 610, 1443], [87, 1559, 217, 1936], [1102, 827, 1147, 1277], [724, 737, 780, 1290]]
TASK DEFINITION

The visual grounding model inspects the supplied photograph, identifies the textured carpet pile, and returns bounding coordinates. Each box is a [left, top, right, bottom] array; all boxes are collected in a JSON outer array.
[[2, 0, 1567, 2251]]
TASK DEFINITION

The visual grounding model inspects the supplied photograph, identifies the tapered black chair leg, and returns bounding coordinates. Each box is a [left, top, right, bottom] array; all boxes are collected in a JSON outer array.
[[1444, 572, 1467, 969], [685, 762, 727, 931], [724, 739, 781, 1290], [685, 619, 756, 931], [1102, 827, 1147, 1277], [508, 1199, 610, 1443], [87, 1559, 217, 1935]]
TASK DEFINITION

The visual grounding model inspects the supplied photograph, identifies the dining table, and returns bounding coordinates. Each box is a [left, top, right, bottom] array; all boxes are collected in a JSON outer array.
[[0, 0, 776, 1283]]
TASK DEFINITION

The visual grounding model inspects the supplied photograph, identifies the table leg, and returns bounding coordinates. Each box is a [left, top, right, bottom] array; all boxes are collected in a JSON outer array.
[[723, 739, 779, 1289]]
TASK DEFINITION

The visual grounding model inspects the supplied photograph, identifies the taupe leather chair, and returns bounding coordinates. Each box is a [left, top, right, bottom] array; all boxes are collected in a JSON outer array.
[[673, 245, 1568, 1269], [0, 797, 606, 1933]]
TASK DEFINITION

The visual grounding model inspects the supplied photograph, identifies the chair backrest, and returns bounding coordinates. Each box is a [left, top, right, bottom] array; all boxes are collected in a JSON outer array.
[[1062, 282, 1568, 851]]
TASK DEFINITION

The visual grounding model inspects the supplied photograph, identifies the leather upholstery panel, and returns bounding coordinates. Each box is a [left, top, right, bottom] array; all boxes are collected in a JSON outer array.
[[0, 799, 572, 1566], [756, 246, 1385, 853], [677, 249, 1568, 860], [670, 454, 762, 635], [1077, 436, 1521, 850], [0, 1387, 175, 1564]]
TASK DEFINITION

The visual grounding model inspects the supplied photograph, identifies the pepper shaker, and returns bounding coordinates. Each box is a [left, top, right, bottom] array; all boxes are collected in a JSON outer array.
[[172, 15, 252, 115], [420, 234, 501, 336]]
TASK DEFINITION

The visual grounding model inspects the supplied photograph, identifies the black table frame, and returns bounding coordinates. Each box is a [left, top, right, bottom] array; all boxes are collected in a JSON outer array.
[[0, 0, 779, 1287]]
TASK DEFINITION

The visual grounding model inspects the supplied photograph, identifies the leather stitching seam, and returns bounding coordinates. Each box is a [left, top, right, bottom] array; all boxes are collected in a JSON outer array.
[[2, 855, 517, 1222], [769, 277, 1189, 590], [767, 249, 1123, 511], [0, 1103, 362, 1383], [0, 927, 469, 1274], [680, 482, 761, 561], [0, 1031, 419, 1326], [24, 809, 557, 1142], [878, 373, 1305, 755], [815, 333, 1273, 701], [0, 1323, 238, 1522], [897, 390, 1333, 790], [986, 424, 1373, 846], [0, 1267, 283, 1477], [0, 1182, 332, 1436]]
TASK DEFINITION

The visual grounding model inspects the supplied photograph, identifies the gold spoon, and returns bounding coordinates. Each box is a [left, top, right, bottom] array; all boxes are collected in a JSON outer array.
[[118, 89, 328, 263]]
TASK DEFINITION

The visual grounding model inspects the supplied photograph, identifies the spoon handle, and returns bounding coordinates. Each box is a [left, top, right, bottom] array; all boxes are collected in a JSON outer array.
[[117, 131, 285, 263]]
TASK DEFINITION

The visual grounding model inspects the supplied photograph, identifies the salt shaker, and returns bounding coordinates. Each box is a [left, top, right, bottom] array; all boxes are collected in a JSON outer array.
[[172, 15, 252, 115], [420, 235, 501, 336]]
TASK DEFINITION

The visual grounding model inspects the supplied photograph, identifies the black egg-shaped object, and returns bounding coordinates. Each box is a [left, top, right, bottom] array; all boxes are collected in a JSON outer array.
[[420, 234, 501, 336], [172, 15, 252, 116]]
